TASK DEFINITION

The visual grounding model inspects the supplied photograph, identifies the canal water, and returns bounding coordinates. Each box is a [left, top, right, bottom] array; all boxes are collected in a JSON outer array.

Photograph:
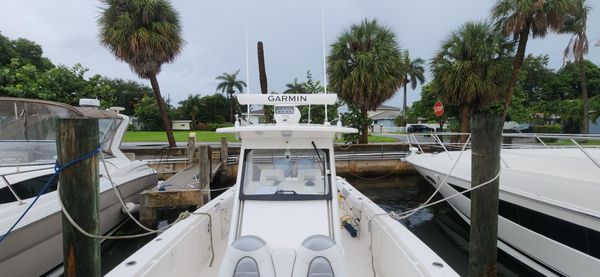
[[100, 172, 540, 276], [345, 172, 541, 277]]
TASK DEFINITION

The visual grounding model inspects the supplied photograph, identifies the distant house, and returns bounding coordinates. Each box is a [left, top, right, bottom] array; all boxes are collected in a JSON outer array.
[[172, 120, 192, 130], [368, 104, 402, 128], [246, 108, 265, 125]]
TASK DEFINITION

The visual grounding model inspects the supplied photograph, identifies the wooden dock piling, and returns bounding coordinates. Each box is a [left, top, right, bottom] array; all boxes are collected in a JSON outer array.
[[187, 132, 196, 163], [220, 137, 228, 169], [57, 118, 100, 277], [469, 113, 503, 277]]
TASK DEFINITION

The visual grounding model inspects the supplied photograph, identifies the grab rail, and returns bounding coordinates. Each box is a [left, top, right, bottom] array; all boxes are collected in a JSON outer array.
[[406, 132, 600, 170]]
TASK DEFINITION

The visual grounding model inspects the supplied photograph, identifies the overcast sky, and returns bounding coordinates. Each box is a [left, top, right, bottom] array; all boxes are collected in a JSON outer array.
[[1, 0, 599, 108]]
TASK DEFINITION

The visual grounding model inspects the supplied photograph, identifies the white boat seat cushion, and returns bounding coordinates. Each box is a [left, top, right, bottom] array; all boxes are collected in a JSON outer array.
[[292, 235, 347, 277], [218, 235, 276, 277], [234, 257, 259, 277], [259, 169, 284, 183], [308, 257, 334, 277], [298, 169, 322, 183]]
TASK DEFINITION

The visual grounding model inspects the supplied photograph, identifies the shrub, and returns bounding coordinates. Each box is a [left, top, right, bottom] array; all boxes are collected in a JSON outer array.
[[196, 122, 208, 131], [207, 122, 234, 131], [534, 125, 561, 143]]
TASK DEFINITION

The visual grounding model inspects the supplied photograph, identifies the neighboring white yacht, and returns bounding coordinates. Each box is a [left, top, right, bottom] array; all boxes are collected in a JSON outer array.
[[107, 94, 458, 277], [406, 136, 600, 277], [0, 97, 157, 276]]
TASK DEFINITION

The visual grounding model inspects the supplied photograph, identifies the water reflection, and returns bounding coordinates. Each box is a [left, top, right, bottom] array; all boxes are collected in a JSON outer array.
[[343, 172, 541, 277]]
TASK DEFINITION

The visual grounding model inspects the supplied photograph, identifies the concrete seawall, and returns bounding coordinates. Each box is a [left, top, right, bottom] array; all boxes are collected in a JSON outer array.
[[121, 142, 417, 181]]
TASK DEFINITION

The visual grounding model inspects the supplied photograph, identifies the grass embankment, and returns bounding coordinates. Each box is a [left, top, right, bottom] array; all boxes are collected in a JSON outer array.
[[124, 131, 397, 143], [366, 135, 398, 143]]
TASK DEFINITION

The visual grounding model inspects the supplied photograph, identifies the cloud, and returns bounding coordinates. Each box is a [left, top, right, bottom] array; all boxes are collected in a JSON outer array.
[[1, 0, 599, 108]]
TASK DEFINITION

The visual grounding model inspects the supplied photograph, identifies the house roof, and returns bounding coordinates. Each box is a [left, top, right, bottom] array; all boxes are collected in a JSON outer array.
[[372, 104, 401, 112], [370, 110, 401, 120]]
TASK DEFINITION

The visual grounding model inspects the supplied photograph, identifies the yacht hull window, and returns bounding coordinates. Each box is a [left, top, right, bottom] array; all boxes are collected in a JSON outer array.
[[240, 149, 331, 200], [0, 174, 58, 204]]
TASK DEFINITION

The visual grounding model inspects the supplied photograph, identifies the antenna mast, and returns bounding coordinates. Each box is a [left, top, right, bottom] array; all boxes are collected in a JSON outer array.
[[245, 11, 250, 121], [321, 2, 329, 124]]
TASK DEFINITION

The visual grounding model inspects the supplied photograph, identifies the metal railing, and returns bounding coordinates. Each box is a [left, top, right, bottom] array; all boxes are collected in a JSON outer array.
[[406, 132, 600, 170]]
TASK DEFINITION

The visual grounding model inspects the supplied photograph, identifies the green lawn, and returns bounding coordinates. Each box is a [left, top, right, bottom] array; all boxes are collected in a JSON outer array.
[[124, 131, 397, 143], [124, 131, 239, 142], [368, 135, 398, 143]]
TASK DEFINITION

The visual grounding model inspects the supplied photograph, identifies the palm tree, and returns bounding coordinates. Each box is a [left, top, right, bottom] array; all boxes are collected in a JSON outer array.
[[431, 21, 514, 142], [98, 0, 183, 147], [179, 94, 201, 129], [401, 50, 426, 114], [561, 0, 590, 133], [491, 0, 576, 117], [216, 70, 246, 122], [328, 19, 405, 144], [284, 78, 306, 94]]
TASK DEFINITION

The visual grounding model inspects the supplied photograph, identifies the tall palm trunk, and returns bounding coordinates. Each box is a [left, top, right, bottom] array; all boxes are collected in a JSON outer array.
[[460, 104, 471, 143], [257, 41, 271, 123], [403, 75, 408, 115], [502, 26, 531, 118], [579, 59, 589, 134], [149, 73, 176, 147], [360, 107, 369, 144]]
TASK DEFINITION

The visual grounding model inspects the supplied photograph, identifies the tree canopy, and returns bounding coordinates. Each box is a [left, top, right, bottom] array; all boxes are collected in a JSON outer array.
[[99, 0, 184, 147], [328, 19, 405, 143], [431, 21, 514, 138]]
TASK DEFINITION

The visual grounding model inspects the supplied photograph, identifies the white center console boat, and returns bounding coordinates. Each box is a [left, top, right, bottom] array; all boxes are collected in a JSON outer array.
[[107, 94, 457, 277]]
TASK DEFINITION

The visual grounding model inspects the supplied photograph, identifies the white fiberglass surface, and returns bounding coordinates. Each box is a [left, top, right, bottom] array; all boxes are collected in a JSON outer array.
[[240, 200, 330, 249], [242, 149, 329, 197], [407, 149, 600, 216]]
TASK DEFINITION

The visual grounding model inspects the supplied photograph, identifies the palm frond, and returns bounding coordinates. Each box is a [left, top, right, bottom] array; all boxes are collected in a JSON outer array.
[[98, 0, 184, 79]]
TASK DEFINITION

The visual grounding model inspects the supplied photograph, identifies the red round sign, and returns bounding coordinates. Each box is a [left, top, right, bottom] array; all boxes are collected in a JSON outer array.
[[433, 101, 444, 117]]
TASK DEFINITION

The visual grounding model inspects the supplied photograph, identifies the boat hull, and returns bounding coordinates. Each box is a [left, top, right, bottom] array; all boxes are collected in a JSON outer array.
[[410, 163, 600, 277], [0, 173, 157, 277]]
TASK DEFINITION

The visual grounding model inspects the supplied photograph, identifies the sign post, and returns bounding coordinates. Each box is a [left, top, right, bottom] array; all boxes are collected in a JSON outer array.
[[434, 101, 445, 137]]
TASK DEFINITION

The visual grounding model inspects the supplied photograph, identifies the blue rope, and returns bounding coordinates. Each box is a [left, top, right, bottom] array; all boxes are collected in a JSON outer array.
[[0, 146, 100, 244]]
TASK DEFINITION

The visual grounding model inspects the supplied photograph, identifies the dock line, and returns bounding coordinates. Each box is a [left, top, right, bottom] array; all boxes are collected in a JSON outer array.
[[0, 146, 100, 244]]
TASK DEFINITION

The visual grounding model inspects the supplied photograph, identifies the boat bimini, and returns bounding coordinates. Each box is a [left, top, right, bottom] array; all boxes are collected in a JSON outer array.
[[406, 133, 600, 276], [108, 94, 457, 277], [0, 97, 158, 276]]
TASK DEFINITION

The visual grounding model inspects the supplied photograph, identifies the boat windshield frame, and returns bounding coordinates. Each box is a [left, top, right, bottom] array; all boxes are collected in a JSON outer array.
[[239, 148, 332, 201], [0, 99, 121, 166]]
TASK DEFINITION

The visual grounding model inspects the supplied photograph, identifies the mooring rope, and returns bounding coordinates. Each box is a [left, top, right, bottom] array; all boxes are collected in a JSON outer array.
[[389, 170, 501, 220], [397, 135, 472, 219], [0, 146, 100, 243], [0, 145, 198, 242]]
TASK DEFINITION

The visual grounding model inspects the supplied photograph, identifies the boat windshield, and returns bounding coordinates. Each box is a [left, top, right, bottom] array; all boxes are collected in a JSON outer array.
[[241, 149, 330, 200], [0, 100, 121, 166]]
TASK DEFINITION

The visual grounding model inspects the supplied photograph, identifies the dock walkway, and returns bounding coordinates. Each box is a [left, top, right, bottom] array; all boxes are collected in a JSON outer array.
[[138, 137, 228, 227]]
